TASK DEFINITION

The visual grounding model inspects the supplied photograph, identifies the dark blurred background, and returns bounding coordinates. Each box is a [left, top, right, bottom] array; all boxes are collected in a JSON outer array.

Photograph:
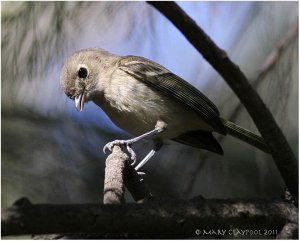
[[2, 1, 298, 207]]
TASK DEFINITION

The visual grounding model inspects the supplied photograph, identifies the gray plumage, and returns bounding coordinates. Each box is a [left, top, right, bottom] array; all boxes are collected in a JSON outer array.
[[60, 48, 269, 164]]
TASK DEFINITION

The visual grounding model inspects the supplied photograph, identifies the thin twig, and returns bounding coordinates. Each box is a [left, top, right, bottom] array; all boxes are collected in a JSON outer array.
[[257, 22, 298, 82], [147, 1, 298, 197], [228, 21, 298, 123]]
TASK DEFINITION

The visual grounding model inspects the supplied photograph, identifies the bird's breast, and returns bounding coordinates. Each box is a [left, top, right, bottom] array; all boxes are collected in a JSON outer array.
[[95, 72, 212, 140]]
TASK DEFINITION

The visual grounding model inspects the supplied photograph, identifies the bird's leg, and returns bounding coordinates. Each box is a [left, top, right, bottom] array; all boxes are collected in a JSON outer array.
[[135, 141, 163, 171], [103, 120, 167, 165]]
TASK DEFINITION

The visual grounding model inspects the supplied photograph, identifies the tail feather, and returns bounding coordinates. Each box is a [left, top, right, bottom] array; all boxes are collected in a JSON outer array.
[[221, 118, 270, 154]]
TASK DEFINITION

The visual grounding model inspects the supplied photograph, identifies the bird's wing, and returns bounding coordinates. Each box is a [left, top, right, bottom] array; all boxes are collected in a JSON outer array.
[[118, 56, 226, 134]]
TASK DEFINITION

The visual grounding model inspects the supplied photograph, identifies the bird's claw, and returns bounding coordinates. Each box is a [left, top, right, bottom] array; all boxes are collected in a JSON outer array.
[[127, 145, 137, 165], [103, 139, 137, 165], [103, 142, 114, 154]]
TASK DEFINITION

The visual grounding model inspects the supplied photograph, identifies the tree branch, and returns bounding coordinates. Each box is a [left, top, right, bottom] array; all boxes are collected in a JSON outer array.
[[147, 1, 298, 197], [31, 148, 152, 239], [184, 23, 298, 197], [104, 146, 151, 203], [103, 146, 126, 204], [2, 197, 298, 238]]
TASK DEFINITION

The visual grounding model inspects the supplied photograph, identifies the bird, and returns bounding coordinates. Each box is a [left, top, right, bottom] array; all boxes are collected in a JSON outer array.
[[60, 48, 269, 171]]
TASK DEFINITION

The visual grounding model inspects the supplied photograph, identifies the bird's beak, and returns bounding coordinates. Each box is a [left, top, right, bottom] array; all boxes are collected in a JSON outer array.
[[75, 91, 86, 111]]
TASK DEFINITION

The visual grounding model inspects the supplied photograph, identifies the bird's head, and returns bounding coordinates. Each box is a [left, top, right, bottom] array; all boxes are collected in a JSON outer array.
[[60, 48, 115, 111]]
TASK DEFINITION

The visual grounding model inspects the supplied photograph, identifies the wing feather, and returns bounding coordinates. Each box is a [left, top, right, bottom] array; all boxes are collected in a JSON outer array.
[[118, 56, 226, 135]]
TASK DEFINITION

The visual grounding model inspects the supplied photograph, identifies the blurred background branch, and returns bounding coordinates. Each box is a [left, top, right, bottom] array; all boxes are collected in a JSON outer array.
[[227, 21, 298, 123]]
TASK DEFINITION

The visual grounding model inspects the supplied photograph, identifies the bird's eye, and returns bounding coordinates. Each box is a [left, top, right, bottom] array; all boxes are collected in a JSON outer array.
[[78, 66, 88, 79]]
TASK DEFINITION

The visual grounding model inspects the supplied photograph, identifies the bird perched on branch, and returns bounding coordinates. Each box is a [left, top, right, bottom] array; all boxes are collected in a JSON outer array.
[[60, 48, 269, 171]]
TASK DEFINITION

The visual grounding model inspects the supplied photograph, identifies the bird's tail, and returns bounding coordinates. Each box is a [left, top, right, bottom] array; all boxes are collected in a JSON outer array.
[[221, 118, 270, 154]]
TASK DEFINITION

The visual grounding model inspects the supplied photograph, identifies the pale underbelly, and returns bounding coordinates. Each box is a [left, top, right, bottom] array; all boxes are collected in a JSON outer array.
[[94, 72, 215, 140], [98, 93, 213, 140]]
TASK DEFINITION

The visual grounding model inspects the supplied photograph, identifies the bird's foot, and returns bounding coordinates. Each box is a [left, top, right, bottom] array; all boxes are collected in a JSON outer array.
[[103, 139, 137, 165]]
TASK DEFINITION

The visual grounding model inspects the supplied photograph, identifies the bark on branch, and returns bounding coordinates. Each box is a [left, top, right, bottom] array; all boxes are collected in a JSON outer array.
[[103, 146, 126, 204], [2, 197, 298, 238], [147, 1, 298, 197], [104, 146, 151, 203]]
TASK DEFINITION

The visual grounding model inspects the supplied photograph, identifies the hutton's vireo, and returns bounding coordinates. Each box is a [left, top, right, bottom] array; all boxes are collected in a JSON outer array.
[[60, 48, 269, 171]]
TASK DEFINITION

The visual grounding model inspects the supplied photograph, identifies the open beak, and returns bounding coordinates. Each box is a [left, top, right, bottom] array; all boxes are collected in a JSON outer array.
[[75, 91, 86, 111]]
